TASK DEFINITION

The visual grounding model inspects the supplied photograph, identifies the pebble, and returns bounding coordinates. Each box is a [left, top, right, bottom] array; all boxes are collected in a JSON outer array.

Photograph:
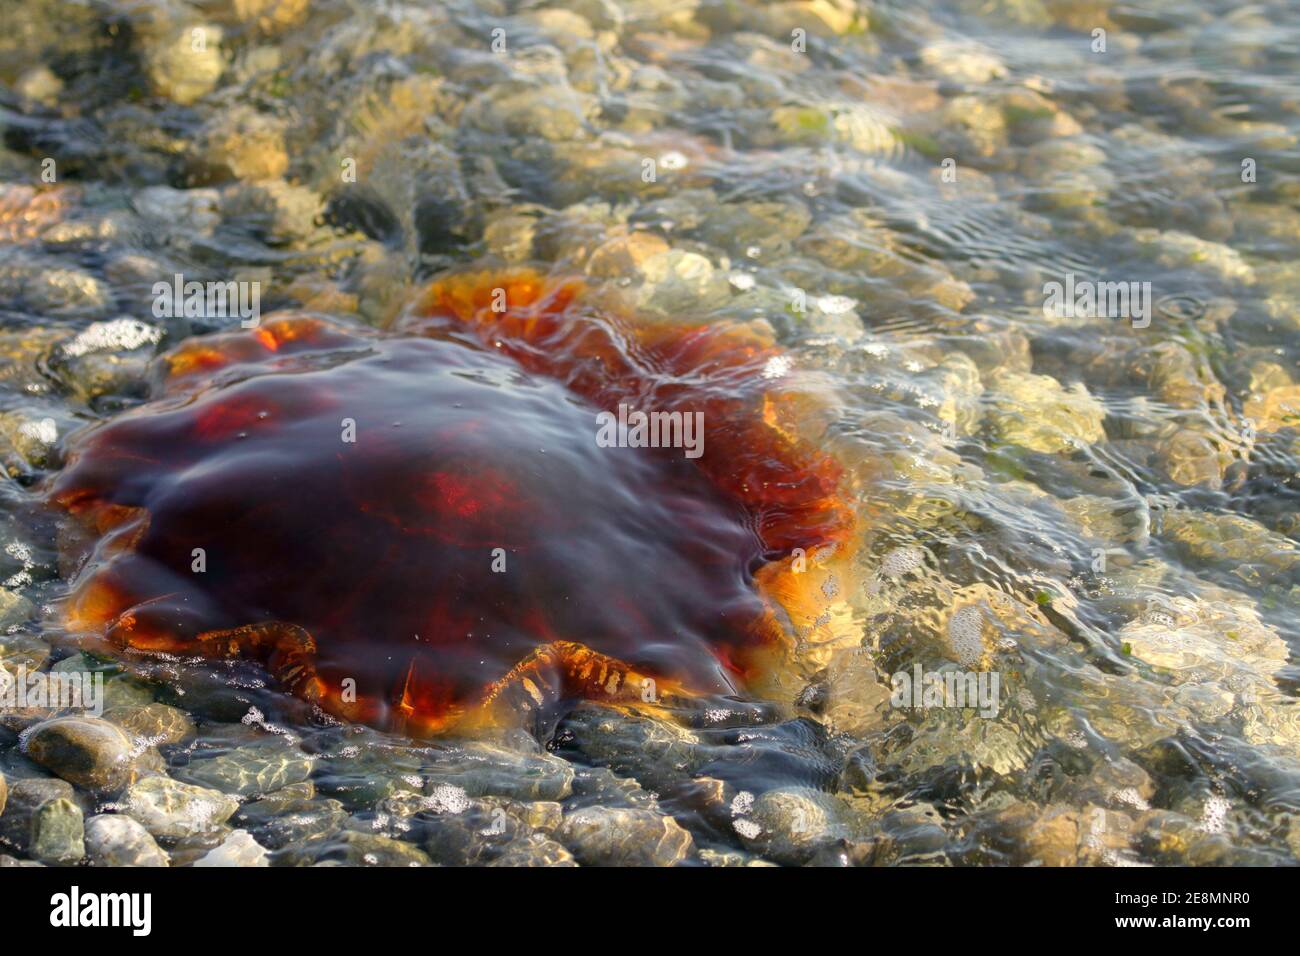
[[558, 807, 695, 866], [23, 267, 112, 319], [199, 106, 290, 182], [176, 739, 313, 798], [488, 832, 577, 867], [732, 787, 844, 865], [23, 716, 137, 791], [84, 814, 170, 867], [30, 797, 84, 864], [0, 777, 83, 864], [133, 186, 222, 234], [123, 776, 240, 840], [104, 703, 196, 747], [192, 829, 270, 867], [276, 830, 430, 867], [423, 743, 575, 802], [236, 790, 347, 849], [145, 25, 226, 105], [987, 372, 1106, 453]]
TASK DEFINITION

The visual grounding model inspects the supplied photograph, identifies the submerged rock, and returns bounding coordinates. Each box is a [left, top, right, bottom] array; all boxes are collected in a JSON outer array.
[[30, 797, 84, 864], [733, 787, 847, 865], [133, 186, 223, 234], [1131, 229, 1255, 286], [1244, 385, 1300, 434], [192, 829, 269, 867], [1118, 593, 1287, 685], [0, 408, 70, 469], [176, 738, 314, 799], [104, 703, 196, 747], [24, 266, 113, 319], [558, 807, 695, 866], [220, 179, 324, 242], [987, 372, 1106, 453], [1163, 510, 1299, 585], [235, 787, 347, 850], [424, 743, 575, 802], [22, 716, 137, 792], [145, 25, 226, 105], [198, 106, 290, 182], [84, 814, 169, 867], [919, 39, 1008, 84], [1157, 429, 1227, 488], [123, 776, 240, 841], [277, 830, 430, 866], [488, 832, 577, 867], [0, 778, 85, 864]]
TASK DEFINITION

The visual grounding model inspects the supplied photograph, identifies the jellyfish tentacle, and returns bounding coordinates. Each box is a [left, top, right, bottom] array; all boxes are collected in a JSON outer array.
[[466, 640, 691, 731], [193, 621, 324, 702]]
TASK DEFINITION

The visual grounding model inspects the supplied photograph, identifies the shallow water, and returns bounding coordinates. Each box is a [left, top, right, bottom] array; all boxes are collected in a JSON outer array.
[[0, 0, 1298, 866]]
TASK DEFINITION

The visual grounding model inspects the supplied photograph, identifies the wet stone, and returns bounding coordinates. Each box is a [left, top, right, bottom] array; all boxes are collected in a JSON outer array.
[[0, 632, 46, 672], [1162, 510, 1299, 585], [133, 186, 222, 234], [1132, 229, 1255, 286], [0, 774, 51, 828], [1244, 384, 1300, 434], [1010, 804, 1080, 866], [731, 786, 845, 865], [104, 703, 196, 747], [1157, 429, 1225, 488], [0, 777, 81, 858], [987, 372, 1106, 454], [166, 826, 236, 867], [175, 738, 314, 798], [313, 744, 425, 810], [220, 179, 324, 243], [22, 716, 136, 792], [550, 703, 705, 793], [198, 106, 290, 182], [692, 718, 841, 795], [30, 797, 84, 865], [123, 776, 240, 841], [422, 800, 527, 865], [0, 184, 74, 242], [99, 675, 158, 712], [558, 806, 695, 866], [698, 847, 776, 867], [23, 266, 112, 319], [192, 829, 269, 867], [487, 831, 577, 867], [567, 765, 659, 810], [1137, 809, 1201, 862], [872, 805, 949, 864], [1074, 756, 1155, 813], [276, 830, 430, 867], [235, 786, 347, 850], [84, 814, 169, 867], [634, 249, 732, 315], [145, 24, 226, 106], [0, 408, 70, 469], [919, 39, 1008, 84], [424, 743, 575, 802]]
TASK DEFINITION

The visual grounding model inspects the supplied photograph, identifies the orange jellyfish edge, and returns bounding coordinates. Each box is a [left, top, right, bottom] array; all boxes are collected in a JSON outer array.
[[48, 269, 855, 737]]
